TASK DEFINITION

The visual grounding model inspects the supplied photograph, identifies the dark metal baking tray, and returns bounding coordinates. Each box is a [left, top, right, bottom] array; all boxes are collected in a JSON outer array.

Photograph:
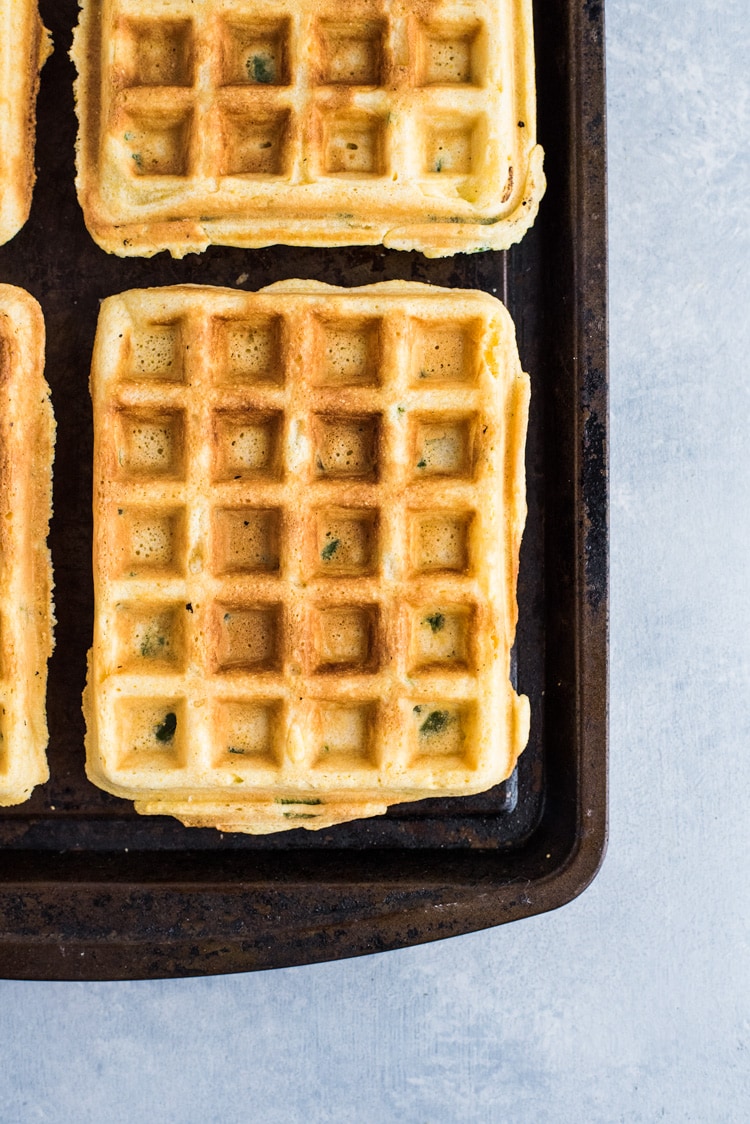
[[0, 0, 607, 980]]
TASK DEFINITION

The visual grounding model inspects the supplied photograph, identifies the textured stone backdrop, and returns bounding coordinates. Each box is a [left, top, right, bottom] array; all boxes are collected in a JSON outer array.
[[1, 1, 749, 1120]]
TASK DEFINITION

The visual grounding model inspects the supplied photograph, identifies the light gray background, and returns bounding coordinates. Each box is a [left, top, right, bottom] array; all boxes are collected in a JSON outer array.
[[2, 1, 748, 1121]]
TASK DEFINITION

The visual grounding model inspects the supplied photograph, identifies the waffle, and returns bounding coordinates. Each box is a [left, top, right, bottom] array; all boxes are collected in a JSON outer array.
[[0, 1, 52, 246], [84, 280, 530, 833], [71, 0, 545, 258], [0, 286, 55, 806]]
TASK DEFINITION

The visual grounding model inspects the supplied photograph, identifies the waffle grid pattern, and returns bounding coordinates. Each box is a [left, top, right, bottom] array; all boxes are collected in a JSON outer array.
[[88, 284, 529, 826], [74, 0, 544, 255], [110, 0, 503, 184]]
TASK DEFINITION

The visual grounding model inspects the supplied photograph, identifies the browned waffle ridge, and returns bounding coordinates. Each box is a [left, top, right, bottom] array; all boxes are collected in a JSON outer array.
[[71, 0, 545, 258], [84, 281, 530, 833], [0, 1, 52, 247], [0, 286, 56, 806]]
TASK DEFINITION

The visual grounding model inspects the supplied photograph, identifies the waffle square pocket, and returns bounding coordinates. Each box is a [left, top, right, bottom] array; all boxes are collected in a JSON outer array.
[[84, 281, 530, 833], [71, 0, 544, 257]]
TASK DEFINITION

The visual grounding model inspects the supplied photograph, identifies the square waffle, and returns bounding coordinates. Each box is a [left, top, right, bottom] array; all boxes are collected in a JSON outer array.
[[0, 1, 51, 246], [0, 286, 55, 806], [72, 0, 545, 258], [84, 281, 530, 833]]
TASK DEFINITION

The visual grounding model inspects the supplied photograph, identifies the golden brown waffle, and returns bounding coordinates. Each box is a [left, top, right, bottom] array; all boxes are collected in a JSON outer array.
[[0, 1, 51, 246], [84, 281, 530, 833], [0, 286, 55, 806], [72, 0, 544, 258]]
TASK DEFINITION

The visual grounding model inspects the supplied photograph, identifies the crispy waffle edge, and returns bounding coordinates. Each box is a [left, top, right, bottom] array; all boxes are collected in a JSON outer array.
[[0, 1, 52, 248], [0, 285, 56, 805]]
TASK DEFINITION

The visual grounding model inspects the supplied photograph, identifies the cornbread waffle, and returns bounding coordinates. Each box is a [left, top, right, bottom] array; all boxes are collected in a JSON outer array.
[[0, 1, 51, 246], [0, 286, 55, 806], [72, 0, 545, 258], [84, 280, 530, 833]]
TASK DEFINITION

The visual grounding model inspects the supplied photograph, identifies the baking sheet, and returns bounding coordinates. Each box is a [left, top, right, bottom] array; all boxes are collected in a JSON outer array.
[[0, 0, 607, 979]]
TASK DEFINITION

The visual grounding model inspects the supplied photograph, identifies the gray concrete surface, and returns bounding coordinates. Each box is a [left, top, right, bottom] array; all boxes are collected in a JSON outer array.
[[1, 1, 748, 1120]]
